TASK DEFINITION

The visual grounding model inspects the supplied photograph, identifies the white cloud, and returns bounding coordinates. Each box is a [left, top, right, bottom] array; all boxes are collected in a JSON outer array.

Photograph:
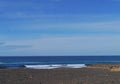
[[1, 35, 120, 56], [16, 20, 120, 33]]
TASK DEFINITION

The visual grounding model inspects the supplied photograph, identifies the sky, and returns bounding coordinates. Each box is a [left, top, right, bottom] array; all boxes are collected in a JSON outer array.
[[1, 0, 120, 56]]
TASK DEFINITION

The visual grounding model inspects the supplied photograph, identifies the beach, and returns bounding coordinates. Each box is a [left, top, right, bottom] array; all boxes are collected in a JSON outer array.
[[0, 64, 120, 84]]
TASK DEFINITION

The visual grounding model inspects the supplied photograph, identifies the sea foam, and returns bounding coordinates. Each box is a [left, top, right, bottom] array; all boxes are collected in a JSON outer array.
[[25, 64, 86, 69]]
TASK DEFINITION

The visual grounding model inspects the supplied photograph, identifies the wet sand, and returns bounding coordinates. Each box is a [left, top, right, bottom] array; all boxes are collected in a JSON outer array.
[[0, 65, 120, 84]]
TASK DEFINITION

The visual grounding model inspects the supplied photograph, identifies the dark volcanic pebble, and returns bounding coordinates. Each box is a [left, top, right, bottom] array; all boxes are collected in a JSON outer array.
[[0, 68, 120, 84]]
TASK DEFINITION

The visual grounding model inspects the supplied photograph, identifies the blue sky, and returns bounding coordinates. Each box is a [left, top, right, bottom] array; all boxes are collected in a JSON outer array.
[[1, 0, 120, 56]]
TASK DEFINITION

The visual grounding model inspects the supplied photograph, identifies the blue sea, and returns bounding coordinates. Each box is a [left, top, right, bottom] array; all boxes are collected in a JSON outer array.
[[0, 56, 120, 69]]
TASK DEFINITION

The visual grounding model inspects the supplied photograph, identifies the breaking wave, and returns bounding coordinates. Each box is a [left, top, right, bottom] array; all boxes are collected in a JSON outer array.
[[25, 64, 86, 69]]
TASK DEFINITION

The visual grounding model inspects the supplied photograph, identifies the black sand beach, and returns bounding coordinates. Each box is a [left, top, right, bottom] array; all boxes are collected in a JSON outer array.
[[1, 65, 120, 84]]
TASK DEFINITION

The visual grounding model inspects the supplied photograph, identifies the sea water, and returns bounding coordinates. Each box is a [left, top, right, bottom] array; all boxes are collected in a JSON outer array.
[[0, 56, 120, 69]]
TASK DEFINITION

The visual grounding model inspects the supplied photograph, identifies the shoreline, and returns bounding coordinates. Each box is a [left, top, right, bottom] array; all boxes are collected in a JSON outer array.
[[1, 64, 120, 70]]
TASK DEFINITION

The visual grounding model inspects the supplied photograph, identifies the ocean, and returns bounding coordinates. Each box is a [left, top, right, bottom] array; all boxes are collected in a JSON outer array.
[[0, 56, 120, 69]]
